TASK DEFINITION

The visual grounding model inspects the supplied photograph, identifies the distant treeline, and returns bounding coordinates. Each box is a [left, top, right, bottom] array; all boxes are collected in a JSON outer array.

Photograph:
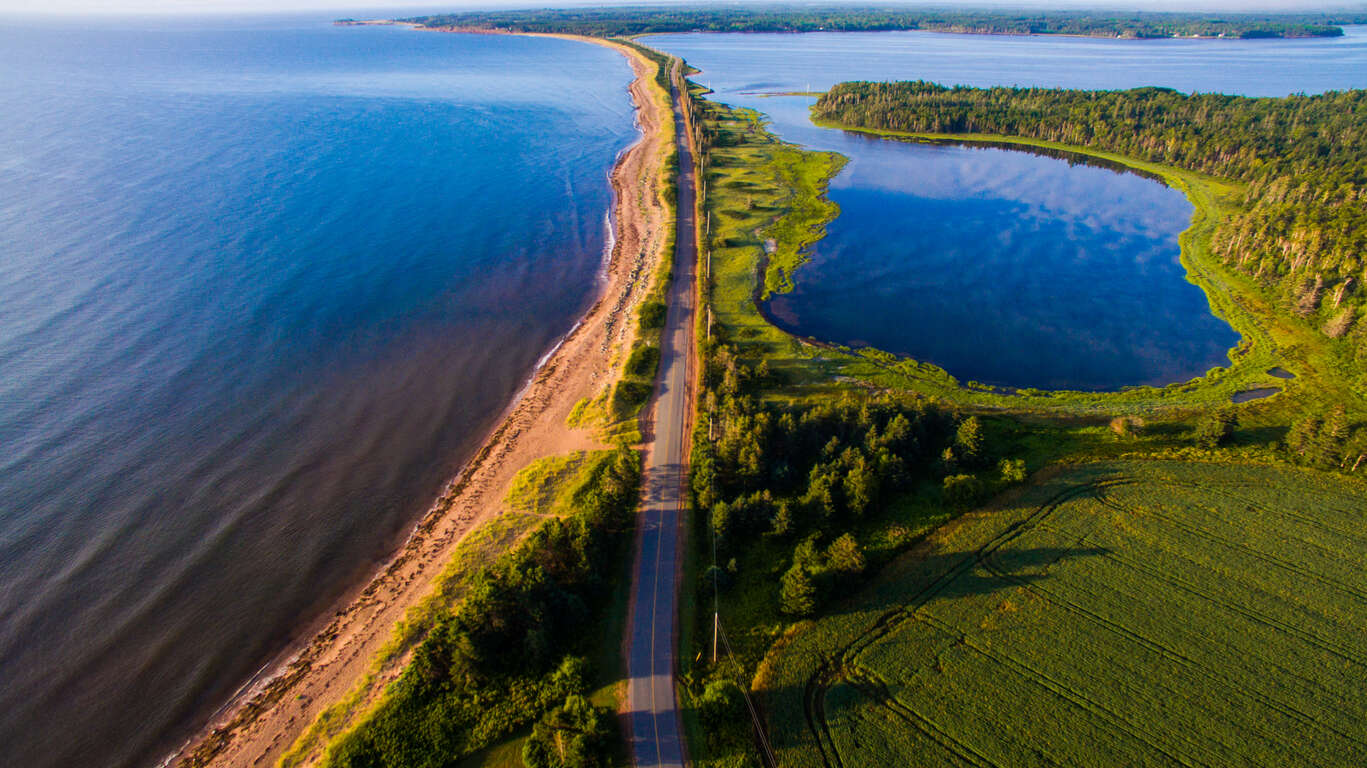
[[400, 6, 1365, 39], [814, 81, 1367, 349]]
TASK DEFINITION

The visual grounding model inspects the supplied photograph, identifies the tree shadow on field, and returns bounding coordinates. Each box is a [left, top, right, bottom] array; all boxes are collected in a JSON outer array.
[[816, 542, 1113, 624]]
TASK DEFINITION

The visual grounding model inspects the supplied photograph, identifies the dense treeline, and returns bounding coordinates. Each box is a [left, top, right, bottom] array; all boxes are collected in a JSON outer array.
[[814, 81, 1367, 352], [323, 448, 640, 768], [400, 7, 1361, 39], [690, 338, 1017, 618]]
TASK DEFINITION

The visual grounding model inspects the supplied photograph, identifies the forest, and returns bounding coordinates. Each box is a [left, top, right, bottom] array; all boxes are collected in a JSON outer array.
[[813, 82, 1367, 358], [400, 7, 1363, 40]]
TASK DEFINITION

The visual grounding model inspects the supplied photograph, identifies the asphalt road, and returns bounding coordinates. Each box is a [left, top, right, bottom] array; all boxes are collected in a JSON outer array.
[[625, 63, 697, 768]]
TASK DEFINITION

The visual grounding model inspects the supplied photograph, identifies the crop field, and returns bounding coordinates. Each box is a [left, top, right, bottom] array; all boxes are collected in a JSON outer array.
[[757, 460, 1367, 767]]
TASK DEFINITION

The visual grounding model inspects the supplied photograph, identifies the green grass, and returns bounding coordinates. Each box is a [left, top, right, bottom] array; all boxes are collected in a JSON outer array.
[[696, 100, 850, 400], [503, 450, 612, 516], [757, 460, 1367, 767]]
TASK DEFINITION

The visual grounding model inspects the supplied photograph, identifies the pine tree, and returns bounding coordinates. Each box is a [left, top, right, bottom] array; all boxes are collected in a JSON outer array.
[[779, 564, 817, 616], [826, 533, 866, 576], [955, 416, 985, 465]]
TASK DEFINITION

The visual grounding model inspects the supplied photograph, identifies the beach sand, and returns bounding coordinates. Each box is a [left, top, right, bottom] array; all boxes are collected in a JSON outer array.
[[171, 36, 673, 768]]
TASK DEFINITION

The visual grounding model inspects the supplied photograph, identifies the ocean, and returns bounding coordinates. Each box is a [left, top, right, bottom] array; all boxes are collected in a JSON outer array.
[[0, 15, 636, 767]]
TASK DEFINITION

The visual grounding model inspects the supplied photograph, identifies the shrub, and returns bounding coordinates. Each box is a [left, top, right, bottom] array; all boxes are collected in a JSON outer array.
[[942, 474, 984, 508], [695, 679, 744, 731], [999, 458, 1027, 484], [638, 300, 667, 330], [625, 344, 661, 378], [610, 380, 652, 420]]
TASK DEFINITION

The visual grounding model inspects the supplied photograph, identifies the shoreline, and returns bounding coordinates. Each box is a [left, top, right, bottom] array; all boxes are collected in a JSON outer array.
[[169, 31, 673, 768]]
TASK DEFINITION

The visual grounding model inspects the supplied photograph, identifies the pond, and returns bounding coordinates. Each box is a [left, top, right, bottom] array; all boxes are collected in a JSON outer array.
[[765, 134, 1232, 390], [648, 29, 1367, 389]]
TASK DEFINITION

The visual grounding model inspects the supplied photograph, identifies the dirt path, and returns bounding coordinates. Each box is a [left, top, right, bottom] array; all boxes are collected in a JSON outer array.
[[171, 36, 672, 768]]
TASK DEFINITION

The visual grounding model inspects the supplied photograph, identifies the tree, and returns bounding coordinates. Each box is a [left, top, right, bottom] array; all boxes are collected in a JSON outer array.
[[779, 564, 817, 616], [522, 694, 614, 768], [999, 458, 1027, 483], [1194, 410, 1237, 449], [769, 501, 795, 537], [955, 416, 985, 465], [826, 533, 866, 576], [843, 456, 878, 517]]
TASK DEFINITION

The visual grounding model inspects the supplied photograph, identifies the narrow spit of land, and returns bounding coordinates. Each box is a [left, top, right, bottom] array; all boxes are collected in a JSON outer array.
[[625, 60, 697, 768], [171, 37, 672, 768]]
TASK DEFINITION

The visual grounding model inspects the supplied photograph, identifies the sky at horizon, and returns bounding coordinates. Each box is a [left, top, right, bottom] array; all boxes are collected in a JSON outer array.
[[3, 0, 1365, 18]]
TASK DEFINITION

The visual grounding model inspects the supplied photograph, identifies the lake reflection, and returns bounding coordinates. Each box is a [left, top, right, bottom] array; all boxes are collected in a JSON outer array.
[[765, 136, 1238, 390], [640, 27, 1356, 390]]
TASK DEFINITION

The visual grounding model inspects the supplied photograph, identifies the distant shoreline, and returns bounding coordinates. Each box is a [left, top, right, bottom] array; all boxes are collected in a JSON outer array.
[[342, 17, 1344, 42]]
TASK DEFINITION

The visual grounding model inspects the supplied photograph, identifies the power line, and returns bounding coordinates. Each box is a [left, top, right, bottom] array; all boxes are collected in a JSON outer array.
[[716, 619, 779, 768]]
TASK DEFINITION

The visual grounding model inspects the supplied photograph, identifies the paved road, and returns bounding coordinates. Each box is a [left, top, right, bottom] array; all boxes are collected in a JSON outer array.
[[625, 62, 697, 768]]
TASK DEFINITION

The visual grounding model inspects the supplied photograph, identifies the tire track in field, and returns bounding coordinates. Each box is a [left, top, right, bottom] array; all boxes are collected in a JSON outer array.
[[841, 666, 1001, 768], [1085, 498, 1367, 671], [800, 467, 1367, 768], [978, 540, 1367, 755], [1171, 476, 1367, 546], [912, 614, 1208, 768], [1113, 485, 1367, 605], [1042, 479, 1367, 672], [1133, 475, 1367, 552], [801, 477, 1129, 768]]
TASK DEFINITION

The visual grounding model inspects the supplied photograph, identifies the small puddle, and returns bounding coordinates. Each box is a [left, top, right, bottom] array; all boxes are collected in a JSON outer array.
[[1232, 387, 1281, 403], [1268, 367, 1296, 379]]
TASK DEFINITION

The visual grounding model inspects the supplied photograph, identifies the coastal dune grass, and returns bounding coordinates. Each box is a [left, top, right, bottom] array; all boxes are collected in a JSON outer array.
[[757, 460, 1367, 767]]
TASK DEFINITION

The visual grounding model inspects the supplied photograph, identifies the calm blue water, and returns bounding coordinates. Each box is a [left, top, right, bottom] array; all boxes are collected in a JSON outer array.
[[649, 28, 1367, 389], [0, 16, 635, 768]]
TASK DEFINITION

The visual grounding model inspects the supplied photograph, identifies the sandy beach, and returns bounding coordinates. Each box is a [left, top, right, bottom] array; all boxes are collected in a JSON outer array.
[[171, 35, 673, 768]]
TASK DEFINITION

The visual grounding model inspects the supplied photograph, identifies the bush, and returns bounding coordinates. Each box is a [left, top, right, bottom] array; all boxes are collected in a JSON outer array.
[[998, 458, 1027, 483], [694, 679, 744, 731], [638, 300, 667, 330], [610, 380, 652, 420], [625, 344, 661, 379], [942, 474, 984, 508]]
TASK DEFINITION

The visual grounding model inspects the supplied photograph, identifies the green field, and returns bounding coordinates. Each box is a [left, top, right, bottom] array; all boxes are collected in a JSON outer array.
[[757, 460, 1367, 767]]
